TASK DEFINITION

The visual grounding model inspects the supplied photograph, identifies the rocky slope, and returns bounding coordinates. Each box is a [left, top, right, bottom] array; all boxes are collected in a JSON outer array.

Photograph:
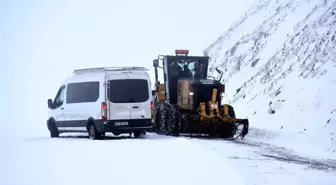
[[204, 0, 336, 155]]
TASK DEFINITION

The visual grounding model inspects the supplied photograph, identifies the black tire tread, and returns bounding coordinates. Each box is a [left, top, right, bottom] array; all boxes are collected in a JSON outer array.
[[158, 103, 169, 135], [158, 103, 181, 136], [49, 121, 59, 138], [170, 104, 181, 136], [228, 105, 236, 118], [88, 123, 102, 140]]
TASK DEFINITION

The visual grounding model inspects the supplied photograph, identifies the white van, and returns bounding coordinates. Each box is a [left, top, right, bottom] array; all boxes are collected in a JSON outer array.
[[46, 67, 153, 139]]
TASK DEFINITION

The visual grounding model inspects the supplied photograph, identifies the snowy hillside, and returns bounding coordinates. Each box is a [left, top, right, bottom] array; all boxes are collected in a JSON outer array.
[[204, 0, 336, 156]]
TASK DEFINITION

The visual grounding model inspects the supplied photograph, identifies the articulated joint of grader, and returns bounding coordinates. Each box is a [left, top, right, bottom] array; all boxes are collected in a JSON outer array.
[[198, 88, 249, 138]]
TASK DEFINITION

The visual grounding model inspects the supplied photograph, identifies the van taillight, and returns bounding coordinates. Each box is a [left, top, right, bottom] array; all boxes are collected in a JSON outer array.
[[101, 102, 107, 120], [150, 101, 154, 109]]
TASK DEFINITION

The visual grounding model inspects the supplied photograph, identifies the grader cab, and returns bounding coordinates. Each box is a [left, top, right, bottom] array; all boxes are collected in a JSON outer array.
[[151, 49, 249, 139]]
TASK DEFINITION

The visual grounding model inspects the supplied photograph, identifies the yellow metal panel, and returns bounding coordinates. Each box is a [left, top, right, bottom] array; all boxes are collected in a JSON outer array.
[[212, 88, 217, 104], [179, 80, 191, 109], [199, 102, 207, 117], [224, 104, 229, 116], [176, 79, 194, 110], [158, 84, 165, 102]]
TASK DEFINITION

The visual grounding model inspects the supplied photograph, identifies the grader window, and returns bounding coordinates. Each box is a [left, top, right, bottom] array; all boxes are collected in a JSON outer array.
[[166, 56, 209, 104], [168, 58, 208, 79]]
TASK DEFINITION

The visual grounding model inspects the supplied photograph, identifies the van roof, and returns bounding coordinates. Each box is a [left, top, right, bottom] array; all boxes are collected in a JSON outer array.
[[61, 66, 151, 85], [73, 66, 148, 76]]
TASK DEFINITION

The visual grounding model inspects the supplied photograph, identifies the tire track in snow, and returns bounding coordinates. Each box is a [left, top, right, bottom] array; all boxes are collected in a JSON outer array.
[[186, 136, 336, 172], [24, 133, 336, 172]]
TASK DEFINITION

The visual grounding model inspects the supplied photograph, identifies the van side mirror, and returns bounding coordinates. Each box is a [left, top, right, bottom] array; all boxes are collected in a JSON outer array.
[[47, 99, 53, 108], [153, 59, 159, 67]]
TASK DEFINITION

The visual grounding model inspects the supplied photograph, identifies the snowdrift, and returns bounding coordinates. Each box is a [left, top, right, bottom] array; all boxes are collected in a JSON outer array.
[[204, 0, 336, 156]]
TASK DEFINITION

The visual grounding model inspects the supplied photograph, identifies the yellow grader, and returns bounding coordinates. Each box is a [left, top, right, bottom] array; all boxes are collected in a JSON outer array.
[[150, 49, 249, 139]]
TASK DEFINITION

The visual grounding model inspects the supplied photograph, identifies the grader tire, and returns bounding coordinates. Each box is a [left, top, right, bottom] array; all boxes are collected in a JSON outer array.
[[228, 104, 236, 118], [219, 104, 237, 138], [170, 104, 181, 137], [158, 103, 170, 135], [153, 106, 161, 134], [158, 103, 180, 136], [219, 104, 236, 118]]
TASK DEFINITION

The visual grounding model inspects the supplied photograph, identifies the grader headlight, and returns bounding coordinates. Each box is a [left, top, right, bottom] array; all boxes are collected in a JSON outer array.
[[220, 84, 225, 100], [189, 84, 194, 96]]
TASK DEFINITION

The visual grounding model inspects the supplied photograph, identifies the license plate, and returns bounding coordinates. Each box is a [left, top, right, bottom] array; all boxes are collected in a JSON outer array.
[[115, 122, 128, 126]]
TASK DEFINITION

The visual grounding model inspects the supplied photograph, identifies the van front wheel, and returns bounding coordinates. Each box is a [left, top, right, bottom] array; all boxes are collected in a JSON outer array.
[[49, 120, 59, 138]]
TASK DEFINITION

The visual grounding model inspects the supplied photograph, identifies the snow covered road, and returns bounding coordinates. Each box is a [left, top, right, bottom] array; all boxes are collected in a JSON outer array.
[[189, 137, 336, 184], [1, 133, 335, 185]]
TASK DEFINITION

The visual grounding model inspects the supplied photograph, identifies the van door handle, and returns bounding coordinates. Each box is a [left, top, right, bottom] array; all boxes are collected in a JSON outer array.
[[61, 107, 64, 110], [132, 106, 139, 109]]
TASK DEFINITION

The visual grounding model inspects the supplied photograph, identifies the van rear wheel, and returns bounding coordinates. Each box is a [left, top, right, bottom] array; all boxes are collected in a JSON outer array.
[[134, 131, 146, 138], [88, 123, 102, 140]]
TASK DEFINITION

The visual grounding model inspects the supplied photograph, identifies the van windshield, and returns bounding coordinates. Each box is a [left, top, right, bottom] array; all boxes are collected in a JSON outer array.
[[108, 79, 149, 103]]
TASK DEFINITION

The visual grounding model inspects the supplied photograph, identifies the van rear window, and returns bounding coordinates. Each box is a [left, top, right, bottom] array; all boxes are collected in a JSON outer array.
[[108, 79, 149, 103]]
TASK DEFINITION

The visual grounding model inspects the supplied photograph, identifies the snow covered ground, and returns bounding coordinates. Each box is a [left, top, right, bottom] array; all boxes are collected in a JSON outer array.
[[1, 133, 335, 185], [192, 137, 336, 185], [2, 0, 336, 184], [1, 133, 246, 185], [204, 0, 336, 156]]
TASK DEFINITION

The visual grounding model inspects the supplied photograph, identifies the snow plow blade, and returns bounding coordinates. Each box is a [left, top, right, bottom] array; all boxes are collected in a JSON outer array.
[[194, 103, 249, 139]]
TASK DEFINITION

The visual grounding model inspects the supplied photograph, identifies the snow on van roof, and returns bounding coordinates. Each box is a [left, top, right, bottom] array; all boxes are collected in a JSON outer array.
[[73, 66, 148, 75]]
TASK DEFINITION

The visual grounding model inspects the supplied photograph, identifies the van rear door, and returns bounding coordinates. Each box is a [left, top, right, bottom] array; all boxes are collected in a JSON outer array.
[[127, 72, 151, 120], [108, 77, 151, 121], [128, 79, 151, 120], [107, 73, 131, 121]]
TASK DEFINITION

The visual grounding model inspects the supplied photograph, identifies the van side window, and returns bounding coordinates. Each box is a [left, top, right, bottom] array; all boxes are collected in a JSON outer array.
[[53, 85, 66, 108], [66, 81, 99, 104]]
